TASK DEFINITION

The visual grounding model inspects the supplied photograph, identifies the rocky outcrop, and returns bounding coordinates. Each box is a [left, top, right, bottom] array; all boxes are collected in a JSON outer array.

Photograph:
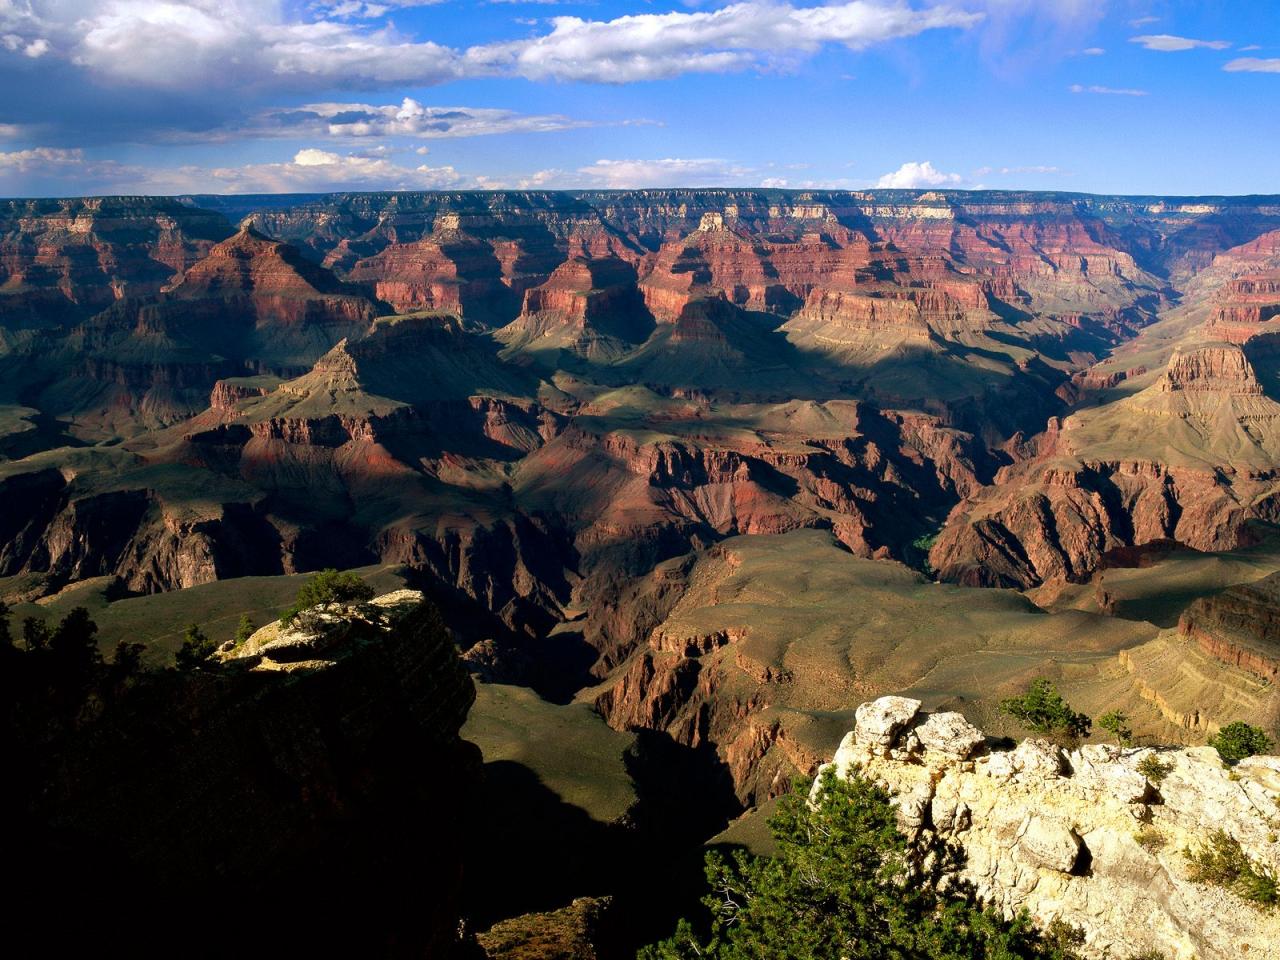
[[476, 897, 615, 960], [497, 256, 654, 361], [10, 590, 481, 955], [821, 697, 1280, 960], [1179, 572, 1280, 681]]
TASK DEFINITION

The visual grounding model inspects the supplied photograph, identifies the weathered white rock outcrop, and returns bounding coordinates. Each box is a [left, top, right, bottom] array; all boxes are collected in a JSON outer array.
[[219, 589, 426, 672], [820, 697, 1280, 960]]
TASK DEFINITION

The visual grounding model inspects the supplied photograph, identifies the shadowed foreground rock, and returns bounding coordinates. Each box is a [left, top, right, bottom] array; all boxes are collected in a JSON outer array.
[[5, 590, 480, 957], [821, 697, 1280, 960]]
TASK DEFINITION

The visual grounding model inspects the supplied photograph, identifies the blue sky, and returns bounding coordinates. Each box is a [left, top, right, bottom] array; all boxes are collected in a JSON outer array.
[[0, 0, 1277, 197]]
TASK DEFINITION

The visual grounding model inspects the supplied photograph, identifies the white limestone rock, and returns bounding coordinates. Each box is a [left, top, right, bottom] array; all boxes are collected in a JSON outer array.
[[1011, 738, 1065, 778], [915, 711, 985, 758], [1015, 815, 1082, 873], [827, 700, 1280, 959], [854, 696, 922, 755]]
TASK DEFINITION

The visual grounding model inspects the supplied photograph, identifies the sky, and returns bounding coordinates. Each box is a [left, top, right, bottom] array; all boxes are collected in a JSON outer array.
[[0, 0, 1277, 197]]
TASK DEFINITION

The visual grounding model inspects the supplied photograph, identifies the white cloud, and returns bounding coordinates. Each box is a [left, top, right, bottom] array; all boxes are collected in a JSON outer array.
[[3, 0, 463, 92], [1224, 57, 1280, 74], [249, 97, 607, 140], [0, 146, 89, 171], [1239, 45, 1262, 52], [875, 160, 962, 188], [1129, 16, 1158, 28], [575, 157, 755, 188], [468, 1, 984, 83], [315, 0, 448, 17], [1130, 34, 1230, 52], [515, 168, 564, 189], [1080, 46, 1104, 55], [0, 0, 984, 93], [974, 164, 1062, 176], [198, 148, 471, 192], [1069, 83, 1147, 96], [0, 142, 479, 194], [2, 31, 50, 57]]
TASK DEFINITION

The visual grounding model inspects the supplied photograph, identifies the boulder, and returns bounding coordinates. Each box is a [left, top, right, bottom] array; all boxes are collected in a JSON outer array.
[[1016, 815, 1082, 874], [1070, 745, 1151, 803], [854, 696, 922, 754], [1011, 738, 1064, 778], [915, 711, 985, 758]]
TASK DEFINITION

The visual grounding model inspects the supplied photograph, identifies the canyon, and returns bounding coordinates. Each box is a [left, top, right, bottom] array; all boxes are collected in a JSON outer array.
[[5, 188, 1280, 955]]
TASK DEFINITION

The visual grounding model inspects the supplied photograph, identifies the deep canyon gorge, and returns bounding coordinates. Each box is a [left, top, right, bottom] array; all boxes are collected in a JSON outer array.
[[5, 188, 1280, 957]]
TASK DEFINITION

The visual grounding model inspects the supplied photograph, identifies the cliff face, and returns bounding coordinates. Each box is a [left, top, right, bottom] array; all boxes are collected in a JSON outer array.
[[821, 697, 1280, 960], [0, 197, 233, 327], [931, 337, 1280, 589], [1179, 571, 1280, 682], [9, 590, 480, 955]]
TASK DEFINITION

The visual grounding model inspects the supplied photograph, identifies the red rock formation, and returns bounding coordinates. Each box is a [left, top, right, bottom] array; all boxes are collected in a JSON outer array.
[[0, 197, 232, 326], [166, 225, 378, 329], [1179, 572, 1280, 682], [498, 256, 653, 359], [930, 342, 1280, 588]]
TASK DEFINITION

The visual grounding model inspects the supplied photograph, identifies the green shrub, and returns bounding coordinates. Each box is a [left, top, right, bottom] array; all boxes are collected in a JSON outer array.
[[1184, 830, 1279, 908], [999, 679, 1092, 743], [280, 569, 374, 625], [1208, 722, 1272, 764], [640, 769, 1082, 959], [1134, 826, 1166, 853], [1097, 710, 1134, 746], [174, 623, 216, 670], [1137, 754, 1174, 785]]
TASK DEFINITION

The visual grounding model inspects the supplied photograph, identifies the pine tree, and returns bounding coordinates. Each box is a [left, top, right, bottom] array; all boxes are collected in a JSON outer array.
[[642, 769, 1081, 959], [234, 614, 256, 646], [999, 679, 1092, 743], [174, 623, 215, 669], [280, 569, 375, 624]]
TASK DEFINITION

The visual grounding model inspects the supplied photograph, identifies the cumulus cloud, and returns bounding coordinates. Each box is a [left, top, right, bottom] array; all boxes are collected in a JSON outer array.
[[467, 2, 984, 83], [1130, 34, 1230, 52], [1069, 83, 1147, 95], [1224, 57, 1280, 74], [3, 32, 51, 57], [875, 160, 962, 188], [0, 146, 90, 171], [1080, 46, 1104, 55], [2, 0, 983, 93], [0, 0, 992, 145], [66, 1, 462, 90]]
